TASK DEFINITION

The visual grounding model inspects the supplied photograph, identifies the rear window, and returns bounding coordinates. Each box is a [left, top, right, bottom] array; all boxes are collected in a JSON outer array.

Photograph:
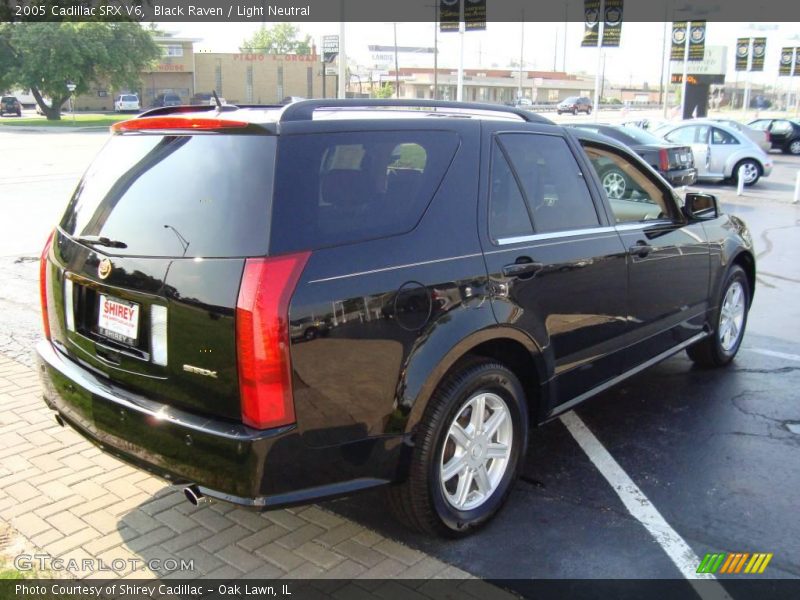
[[60, 134, 274, 258], [269, 130, 459, 254], [121, 95, 138, 102]]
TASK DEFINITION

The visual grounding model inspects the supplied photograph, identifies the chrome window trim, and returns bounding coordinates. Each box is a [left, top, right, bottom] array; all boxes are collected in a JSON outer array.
[[614, 220, 676, 232], [495, 226, 616, 246]]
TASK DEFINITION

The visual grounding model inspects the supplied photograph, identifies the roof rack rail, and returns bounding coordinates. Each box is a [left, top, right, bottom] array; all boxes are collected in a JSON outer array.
[[279, 99, 552, 124]]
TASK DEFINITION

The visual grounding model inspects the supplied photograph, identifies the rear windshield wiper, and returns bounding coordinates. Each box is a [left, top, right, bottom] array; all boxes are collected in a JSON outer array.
[[74, 235, 128, 249]]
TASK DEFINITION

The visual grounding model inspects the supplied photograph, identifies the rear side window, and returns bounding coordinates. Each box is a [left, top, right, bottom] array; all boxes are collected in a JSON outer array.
[[270, 130, 459, 254], [60, 134, 275, 258], [497, 133, 600, 233]]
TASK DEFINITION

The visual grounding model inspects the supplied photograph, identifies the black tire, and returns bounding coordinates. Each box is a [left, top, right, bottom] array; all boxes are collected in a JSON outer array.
[[386, 358, 528, 537], [785, 138, 800, 156], [732, 159, 761, 187], [303, 327, 318, 341], [557, 111, 562, 115], [687, 265, 750, 368], [572, 108, 578, 115], [586, 107, 592, 115]]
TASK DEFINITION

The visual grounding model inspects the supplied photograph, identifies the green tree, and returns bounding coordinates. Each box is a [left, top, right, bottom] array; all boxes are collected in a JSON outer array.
[[0, 22, 160, 120], [240, 23, 311, 55], [373, 83, 394, 99]]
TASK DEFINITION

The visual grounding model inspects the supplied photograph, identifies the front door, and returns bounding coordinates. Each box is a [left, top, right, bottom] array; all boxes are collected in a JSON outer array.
[[665, 124, 713, 178], [478, 126, 630, 411], [579, 139, 711, 368]]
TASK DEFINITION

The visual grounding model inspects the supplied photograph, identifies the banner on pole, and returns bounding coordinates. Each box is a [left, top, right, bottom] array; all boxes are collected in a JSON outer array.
[[439, 0, 459, 32], [670, 22, 687, 60], [688, 21, 706, 61], [793, 48, 800, 77], [751, 37, 766, 71], [464, 0, 486, 31], [735, 38, 750, 71], [601, 0, 623, 47], [779, 47, 793, 76], [582, 0, 601, 47]]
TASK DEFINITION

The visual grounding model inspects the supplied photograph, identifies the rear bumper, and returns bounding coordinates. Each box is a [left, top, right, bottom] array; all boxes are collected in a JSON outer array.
[[36, 340, 399, 509], [664, 167, 697, 187]]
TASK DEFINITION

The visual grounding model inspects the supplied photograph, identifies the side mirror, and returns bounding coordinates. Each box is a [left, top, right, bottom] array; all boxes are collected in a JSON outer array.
[[683, 192, 718, 220]]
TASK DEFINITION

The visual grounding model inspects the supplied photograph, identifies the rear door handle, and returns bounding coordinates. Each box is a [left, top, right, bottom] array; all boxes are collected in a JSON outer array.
[[502, 260, 544, 278], [628, 241, 653, 257]]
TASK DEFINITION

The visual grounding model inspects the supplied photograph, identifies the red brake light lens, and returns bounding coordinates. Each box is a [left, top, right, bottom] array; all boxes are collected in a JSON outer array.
[[111, 117, 248, 133], [236, 252, 310, 430], [39, 230, 55, 340], [659, 148, 670, 171]]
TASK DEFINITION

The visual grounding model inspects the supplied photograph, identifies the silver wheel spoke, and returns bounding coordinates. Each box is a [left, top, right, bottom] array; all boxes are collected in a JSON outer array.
[[486, 442, 509, 460], [454, 469, 474, 507], [483, 408, 507, 438], [449, 423, 471, 450], [442, 454, 467, 482], [470, 394, 486, 432], [474, 465, 492, 495]]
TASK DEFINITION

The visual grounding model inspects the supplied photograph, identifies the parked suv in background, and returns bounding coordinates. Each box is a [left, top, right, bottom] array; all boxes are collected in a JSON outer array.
[[557, 96, 592, 115], [151, 93, 182, 108], [38, 100, 755, 536], [0, 95, 22, 117], [114, 94, 141, 113]]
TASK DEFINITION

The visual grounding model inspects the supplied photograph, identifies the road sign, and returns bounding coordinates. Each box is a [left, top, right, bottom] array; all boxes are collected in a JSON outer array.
[[66, 83, 76, 92], [322, 35, 339, 62]]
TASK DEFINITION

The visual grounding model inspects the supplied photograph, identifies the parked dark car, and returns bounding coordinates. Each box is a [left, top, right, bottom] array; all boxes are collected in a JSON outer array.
[[748, 118, 800, 155], [557, 96, 592, 115], [568, 124, 697, 192], [38, 99, 755, 537], [151, 93, 182, 108], [0, 95, 22, 117]]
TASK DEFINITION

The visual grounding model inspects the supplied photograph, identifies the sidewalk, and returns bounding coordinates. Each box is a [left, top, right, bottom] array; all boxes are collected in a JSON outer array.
[[0, 352, 498, 592]]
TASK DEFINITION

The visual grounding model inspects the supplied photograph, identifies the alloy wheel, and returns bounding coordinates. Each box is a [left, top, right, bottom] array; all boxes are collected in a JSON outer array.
[[439, 392, 513, 511], [719, 280, 746, 352], [602, 171, 627, 199]]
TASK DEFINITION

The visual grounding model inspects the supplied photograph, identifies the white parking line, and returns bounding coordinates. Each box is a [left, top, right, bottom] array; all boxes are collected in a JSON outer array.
[[559, 411, 732, 600], [749, 348, 800, 362]]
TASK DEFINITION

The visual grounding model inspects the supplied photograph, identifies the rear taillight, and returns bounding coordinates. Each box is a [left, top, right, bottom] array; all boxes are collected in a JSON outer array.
[[39, 230, 55, 340], [236, 252, 310, 430], [659, 148, 670, 171]]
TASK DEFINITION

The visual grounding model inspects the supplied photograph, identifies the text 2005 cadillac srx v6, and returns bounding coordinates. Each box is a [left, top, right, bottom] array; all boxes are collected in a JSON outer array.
[[37, 100, 754, 536]]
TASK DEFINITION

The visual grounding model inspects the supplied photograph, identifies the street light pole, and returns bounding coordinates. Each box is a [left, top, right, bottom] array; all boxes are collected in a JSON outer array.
[[680, 21, 690, 119], [592, 0, 605, 123], [433, 2, 438, 99], [338, 5, 346, 99], [393, 22, 400, 99], [518, 10, 524, 100]]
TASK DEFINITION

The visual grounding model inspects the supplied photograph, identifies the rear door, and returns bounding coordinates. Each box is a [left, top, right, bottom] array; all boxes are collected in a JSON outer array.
[[579, 138, 710, 368], [50, 131, 276, 420], [479, 123, 630, 410], [708, 126, 741, 176], [665, 125, 711, 177]]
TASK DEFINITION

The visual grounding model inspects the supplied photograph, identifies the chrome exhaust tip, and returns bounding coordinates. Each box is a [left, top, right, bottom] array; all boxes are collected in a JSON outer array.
[[183, 485, 209, 507]]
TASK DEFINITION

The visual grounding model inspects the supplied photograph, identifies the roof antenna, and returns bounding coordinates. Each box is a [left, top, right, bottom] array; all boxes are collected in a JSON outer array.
[[212, 90, 222, 111]]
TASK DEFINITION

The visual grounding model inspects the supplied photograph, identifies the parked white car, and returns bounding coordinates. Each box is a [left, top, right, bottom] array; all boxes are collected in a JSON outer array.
[[651, 120, 773, 186], [115, 94, 140, 113]]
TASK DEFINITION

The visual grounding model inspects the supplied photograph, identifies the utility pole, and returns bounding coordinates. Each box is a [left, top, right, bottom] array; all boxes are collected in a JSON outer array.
[[433, 2, 438, 99], [563, 1, 569, 71], [518, 11, 524, 100], [592, 0, 605, 123], [338, 11, 346, 99], [680, 21, 691, 119], [393, 22, 400, 99], [457, 1, 465, 102]]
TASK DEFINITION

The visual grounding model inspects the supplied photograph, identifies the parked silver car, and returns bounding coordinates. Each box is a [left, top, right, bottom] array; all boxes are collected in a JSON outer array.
[[707, 119, 771, 153], [651, 120, 773, 186]]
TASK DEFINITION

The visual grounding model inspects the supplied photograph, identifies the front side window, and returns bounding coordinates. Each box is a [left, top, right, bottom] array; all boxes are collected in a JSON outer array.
[[581, 143, 675, 223], [665, 125, 709, 145], [498, 134, 600, 234]]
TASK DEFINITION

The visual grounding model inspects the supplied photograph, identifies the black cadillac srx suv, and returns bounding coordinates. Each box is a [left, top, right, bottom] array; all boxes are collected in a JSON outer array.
[[37, 99, 755, 537]]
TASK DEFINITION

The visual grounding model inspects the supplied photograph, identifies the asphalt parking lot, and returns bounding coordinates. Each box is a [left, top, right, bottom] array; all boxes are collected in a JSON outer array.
[[1, 122, 798, 592]]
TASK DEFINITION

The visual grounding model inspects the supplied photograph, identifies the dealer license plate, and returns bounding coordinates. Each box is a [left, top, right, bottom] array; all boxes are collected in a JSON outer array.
[[98, 295, 140, 345]]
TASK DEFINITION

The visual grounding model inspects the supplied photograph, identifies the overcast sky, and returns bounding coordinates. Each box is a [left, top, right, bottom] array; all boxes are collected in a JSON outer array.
[[168, 21, 800, 89]]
